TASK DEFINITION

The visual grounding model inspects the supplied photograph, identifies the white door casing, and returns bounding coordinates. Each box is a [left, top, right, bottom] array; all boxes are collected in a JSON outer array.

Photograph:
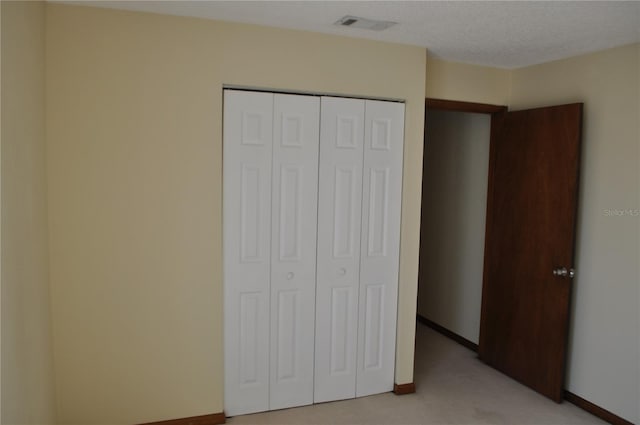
[[314, 97, 366, 403], [269, 94, 320, 410], [356, 100, 405, 397], [223, 90, 274, 416]]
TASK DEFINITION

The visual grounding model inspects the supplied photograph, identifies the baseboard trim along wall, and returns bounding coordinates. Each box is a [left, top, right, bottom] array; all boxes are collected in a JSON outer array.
[[139, 412, 226, 425], [393, 382, 416, 395], [416, 314, 479, 352], [564, 392, 634, 425], [416, 315, 633, 425]]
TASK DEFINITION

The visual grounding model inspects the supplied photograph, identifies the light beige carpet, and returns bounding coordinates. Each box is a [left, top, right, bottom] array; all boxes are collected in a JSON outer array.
[[227, 322, 604, 424]]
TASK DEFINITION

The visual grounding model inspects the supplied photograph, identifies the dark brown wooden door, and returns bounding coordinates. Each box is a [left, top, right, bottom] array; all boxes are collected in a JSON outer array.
[[479, 104, 583, 402]]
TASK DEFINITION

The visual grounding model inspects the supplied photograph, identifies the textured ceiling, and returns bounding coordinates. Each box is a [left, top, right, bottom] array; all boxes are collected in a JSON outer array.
[[63, 1, 640, 69]]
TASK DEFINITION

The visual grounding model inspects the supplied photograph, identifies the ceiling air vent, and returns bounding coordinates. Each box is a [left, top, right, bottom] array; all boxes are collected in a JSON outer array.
[[334, 15, 396, 31]]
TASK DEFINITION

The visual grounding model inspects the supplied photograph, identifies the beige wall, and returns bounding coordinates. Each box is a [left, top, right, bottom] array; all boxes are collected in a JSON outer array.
[[425, 54, 511, 105], [1, 2, 56, 424], [23, 4, 637, 423], [417, 111, 490, 344], [510, 43, 640, 424], [45, 4, 425, 424]]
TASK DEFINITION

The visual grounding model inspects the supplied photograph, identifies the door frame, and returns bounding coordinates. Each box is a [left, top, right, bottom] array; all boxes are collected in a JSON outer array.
[[417, 99, 505, 340], [418, 97, 509, 324], [425, 98, 507, 114], [418, 97, 507, 340]]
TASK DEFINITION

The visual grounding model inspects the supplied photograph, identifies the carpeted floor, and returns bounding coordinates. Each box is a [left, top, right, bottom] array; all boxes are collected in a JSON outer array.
[[227, 322, 605, 424]]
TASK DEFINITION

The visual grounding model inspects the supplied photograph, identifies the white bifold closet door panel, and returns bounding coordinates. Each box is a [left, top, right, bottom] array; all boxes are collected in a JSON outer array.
[[314, 97, 365, 403], [224, 90, 320, 416], [356, 100, 405, 397], [223, 90, 274, 416], [269, 94, 320, 410], [314, 98, 405, 403]]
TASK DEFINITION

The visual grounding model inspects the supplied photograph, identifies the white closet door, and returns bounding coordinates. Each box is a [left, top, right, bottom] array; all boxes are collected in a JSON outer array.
[[223, 90, 274, 416], [314, 97, 365, 403], [356, 100, 405, 397], [269, 94, 320, 410]]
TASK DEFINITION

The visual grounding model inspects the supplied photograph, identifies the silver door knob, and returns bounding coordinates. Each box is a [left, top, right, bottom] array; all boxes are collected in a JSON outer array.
[[553, 267, 575, 278], [287, 272, 294, 280]]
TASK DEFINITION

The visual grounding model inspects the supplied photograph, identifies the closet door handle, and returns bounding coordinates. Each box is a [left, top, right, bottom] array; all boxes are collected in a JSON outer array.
[[287, 272, 294, 280], [338, 268, 347, 276]]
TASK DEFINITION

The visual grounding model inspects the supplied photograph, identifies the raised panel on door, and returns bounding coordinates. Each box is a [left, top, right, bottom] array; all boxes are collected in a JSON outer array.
[[356, 100, 405, 397], [270, 94, 320, 410], [314, 97, 365, 403], [223, 90, 273, 416]]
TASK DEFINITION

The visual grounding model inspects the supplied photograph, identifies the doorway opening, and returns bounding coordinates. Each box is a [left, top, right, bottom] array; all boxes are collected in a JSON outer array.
[[416, 98, 505, 354]]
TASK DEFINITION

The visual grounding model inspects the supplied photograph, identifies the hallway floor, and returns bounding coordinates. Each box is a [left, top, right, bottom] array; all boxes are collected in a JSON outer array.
[[227, 322, 604, 424]]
